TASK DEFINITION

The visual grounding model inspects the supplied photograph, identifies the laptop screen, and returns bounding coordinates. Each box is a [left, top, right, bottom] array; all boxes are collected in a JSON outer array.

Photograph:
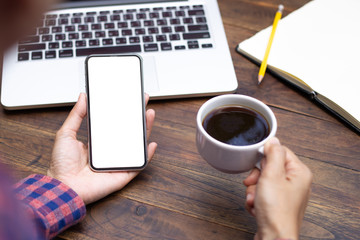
[[56, 0, 186, 9]]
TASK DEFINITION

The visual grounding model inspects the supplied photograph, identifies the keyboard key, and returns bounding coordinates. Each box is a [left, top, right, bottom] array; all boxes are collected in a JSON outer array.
[[65, 25, 76, 32], [129, 37, 140, 43], [82, 32, 93, 38], [175, 11, 185, 17], [183, 18, 194, 24], [38, 27, 50, 34], [144, 43, 158, 52], [188, 10, 205, 16], [100, 11, 110, 15], [162, 12, 172, 18], [49, 42, 59, 49], [135, 28, 146, 35], [59, 49, 73, 57], [166, 6, 176, 10], [19, 36, 40, 44], [91, 24, 102, 30], [32, 51, 43, 60], [95, 31, 106, 38], [175, 26, 185, 32], [45, 50, 56, 59], [73, 12, 83, 17], [187, 40, 199, 49], [149, 12, 160, 19], [116, 38, 127, 44], [144, 20, 154, 27], [18, 43, 46, 52], [52, 26, 62, 33], [183, 32, 210, 40], [161, 42, 172, 51], [71, 17, 82, 24], [153, 7, 163, 11], [89, 39, 100, 46], [108, 30, 119, 37], [62, 41, 73, 48], [126, 9, 137, 13], [143, 36, 154, 42], [118, 22, 128, 28], [102, 38, 113, 45], [161, 27, 172, 33], [170, 18, 180, 25], [97, 15, 108, 22], [196, 17, 207, 23], [18, 52, 29, 61], [157, 19, 168, 26], [202, 43, 213, 48], [136, 13, 147, 19], [76, 45, 141, 56], [42, 35, 52, 41], [156, 35, 167, 41], [148, 27, 159, 34], [110, 15, 121, 21], [188, 24, 208, 31], [193, 5, 204, 9], [76, 40, 86, 47], [59, 18, 69, 25], [175, 45, 186, 50], [180, 6, 190, 10], [131, 21, 141, 27], [123, 14, 134, 20], [121, 29, 132, 36], [46, 14, 57, 19], [169, 34, 180, 41], [55, 34, 66, 40], [84, 16, 94, 23], [45, 19, 56, 26], [68, 33, 79, 40], [60, 13, 70, 18], [86, 12, 96, 15], [140, 8, 150, 12], [113, 10, 123, 14], [78, 25, 89, 31]]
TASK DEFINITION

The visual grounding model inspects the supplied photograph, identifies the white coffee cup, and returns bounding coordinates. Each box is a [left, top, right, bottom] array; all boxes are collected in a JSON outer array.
[[196, 94, 277, 173]]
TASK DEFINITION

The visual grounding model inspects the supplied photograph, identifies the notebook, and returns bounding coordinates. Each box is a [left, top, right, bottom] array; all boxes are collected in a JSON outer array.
[[236, 0, 360, 133], [1, 0, 238, 110]]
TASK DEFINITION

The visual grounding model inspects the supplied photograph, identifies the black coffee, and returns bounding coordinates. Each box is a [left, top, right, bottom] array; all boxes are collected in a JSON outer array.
[[203, 106, 270, 146]]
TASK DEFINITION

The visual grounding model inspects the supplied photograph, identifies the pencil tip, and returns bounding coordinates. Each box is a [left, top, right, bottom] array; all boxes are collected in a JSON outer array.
[[278, 4, 284, 13], [258, 75, 264, 85]]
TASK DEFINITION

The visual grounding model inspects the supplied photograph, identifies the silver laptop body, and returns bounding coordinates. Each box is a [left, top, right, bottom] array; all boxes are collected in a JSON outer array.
[[1, 0, 237, 109]]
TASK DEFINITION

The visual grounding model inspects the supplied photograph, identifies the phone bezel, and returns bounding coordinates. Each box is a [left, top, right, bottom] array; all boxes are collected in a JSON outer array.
[[85, 54, 147, 172]]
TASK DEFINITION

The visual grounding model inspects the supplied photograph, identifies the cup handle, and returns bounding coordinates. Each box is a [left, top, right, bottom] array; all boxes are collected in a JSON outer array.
[[255, 146, 264, 170]]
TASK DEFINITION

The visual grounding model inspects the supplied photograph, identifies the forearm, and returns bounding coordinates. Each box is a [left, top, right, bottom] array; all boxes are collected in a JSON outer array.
[[14, 174, 86, 239]]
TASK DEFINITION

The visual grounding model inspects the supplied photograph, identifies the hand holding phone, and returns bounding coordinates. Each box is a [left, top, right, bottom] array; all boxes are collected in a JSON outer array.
[[86, 55, 147, 171]]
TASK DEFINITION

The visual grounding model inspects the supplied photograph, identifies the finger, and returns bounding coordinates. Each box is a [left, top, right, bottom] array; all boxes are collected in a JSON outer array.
[[145, 93, 149, 106], [246, 185, 256, 208], [147, 142, 157, 162], [146, 109, 155, 140], [243, 168, 261, 187], [262, 137, 286, 178], [61, 93, 87, 133]]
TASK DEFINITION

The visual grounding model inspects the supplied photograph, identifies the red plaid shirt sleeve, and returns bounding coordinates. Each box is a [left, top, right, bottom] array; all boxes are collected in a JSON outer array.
[[14, 174, 86, 239]]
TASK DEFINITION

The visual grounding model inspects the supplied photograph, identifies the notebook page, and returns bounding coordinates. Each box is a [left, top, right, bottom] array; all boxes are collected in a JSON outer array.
[[238, 0, 360, 121]]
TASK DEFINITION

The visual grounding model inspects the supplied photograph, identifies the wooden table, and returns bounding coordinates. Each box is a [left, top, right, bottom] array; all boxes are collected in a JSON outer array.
[[1, 0, 359, 239]]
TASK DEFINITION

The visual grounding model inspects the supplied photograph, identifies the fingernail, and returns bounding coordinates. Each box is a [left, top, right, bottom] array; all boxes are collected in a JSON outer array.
[[269, 137, 280, 145], [246, 193, 253, 202]]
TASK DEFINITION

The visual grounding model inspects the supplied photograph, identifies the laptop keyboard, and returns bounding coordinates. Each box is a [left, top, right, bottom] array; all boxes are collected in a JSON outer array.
[[17, 4, 213, 61]]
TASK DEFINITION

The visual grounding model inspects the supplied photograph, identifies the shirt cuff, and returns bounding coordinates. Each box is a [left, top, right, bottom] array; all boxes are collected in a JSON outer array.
[[14, 174, 86, 239]]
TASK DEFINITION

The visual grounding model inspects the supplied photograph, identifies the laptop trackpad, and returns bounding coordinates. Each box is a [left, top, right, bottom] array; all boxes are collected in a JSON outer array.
[[142, 56, 160, 94]]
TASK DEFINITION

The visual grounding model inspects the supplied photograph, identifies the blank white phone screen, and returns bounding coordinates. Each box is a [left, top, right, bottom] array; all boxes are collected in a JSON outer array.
[[86, 55, 146, 170]]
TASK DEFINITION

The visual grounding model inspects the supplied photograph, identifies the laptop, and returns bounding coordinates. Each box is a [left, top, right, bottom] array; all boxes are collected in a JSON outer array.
[[1, 0, 238, 110]]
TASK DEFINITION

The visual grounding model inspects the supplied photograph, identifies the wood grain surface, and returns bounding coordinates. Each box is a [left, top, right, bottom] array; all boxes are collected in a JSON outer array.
[[0, 0, 359, 239]]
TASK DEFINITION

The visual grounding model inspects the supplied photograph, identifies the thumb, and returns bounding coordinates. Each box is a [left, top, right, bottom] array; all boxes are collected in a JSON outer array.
[[262, 137, 286, 178], [60, 93, 87, 133]]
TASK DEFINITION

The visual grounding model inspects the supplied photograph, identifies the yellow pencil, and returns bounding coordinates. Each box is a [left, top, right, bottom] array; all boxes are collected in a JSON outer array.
[[258, 4, 284, 84]]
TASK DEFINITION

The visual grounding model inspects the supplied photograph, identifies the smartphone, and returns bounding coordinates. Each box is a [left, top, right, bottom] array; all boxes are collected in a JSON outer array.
[[85, 55, 147, 171]]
